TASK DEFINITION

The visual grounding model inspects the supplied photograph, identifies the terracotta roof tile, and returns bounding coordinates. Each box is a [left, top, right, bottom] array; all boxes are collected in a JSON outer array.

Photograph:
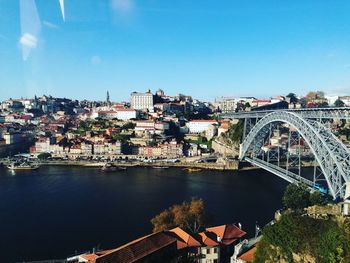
[[95, 231, 177, 263], [238, 246, 257, 262], [169, 227, 201, 248], [196, 232, 219, 247], [206, 224, 246, 246]]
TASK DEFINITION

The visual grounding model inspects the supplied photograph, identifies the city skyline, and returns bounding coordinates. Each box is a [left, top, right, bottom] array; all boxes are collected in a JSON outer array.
[[1, 0, 350, 101]]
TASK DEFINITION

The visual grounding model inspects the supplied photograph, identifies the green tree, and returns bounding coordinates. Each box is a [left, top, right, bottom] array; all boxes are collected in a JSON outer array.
[[282, 183, 310, 210], [309, 191, 326, 206], [334, 99, 345, 107], [122, 122, 136, 130], [286, 93, 298, 104], [227, 120, 244, 143], [151, 198, 207, 233], [37, 152, 52, 160]]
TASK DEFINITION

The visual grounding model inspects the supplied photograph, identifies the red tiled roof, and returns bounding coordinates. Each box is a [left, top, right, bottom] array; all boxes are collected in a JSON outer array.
[[238, 246, 257, 262], [206, 224, 246, 246], [81, 253, 99, 262], [98, 111, 117, 114], [95, 231, 177, 263], [169, 227, 201, 249], [196, 232, 219, 247], [253, 99, 271, 103], [117, 109, 136, 112]]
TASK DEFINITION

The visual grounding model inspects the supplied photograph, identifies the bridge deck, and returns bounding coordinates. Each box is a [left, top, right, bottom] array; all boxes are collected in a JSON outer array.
[[220, 107, 350, 119], [245, 157, 314, 188]]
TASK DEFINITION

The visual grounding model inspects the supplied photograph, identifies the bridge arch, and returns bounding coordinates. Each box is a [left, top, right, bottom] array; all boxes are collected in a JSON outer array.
[[240, 111, 350, 199]]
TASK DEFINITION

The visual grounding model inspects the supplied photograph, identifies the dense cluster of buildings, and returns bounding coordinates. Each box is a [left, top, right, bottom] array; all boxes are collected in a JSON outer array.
[[0, 90, 349, 159]]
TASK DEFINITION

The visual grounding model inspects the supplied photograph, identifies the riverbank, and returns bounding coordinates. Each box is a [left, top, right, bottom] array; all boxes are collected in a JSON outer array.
[[0, 158, 241, 171]]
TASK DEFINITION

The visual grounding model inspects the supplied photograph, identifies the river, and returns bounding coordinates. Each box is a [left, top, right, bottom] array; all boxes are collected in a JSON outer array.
[[0, 166, 287, 262]]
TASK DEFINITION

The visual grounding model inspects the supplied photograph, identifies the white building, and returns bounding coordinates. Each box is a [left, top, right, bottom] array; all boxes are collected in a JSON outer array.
[[186, 120, 218, 134], [135, 120, 155, 132], [131, 91, 154, 111], [116, 109, 138, 120]]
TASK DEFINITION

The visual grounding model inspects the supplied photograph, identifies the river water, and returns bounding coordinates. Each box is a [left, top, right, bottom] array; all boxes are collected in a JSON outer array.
[[0, 166, 287, 262]]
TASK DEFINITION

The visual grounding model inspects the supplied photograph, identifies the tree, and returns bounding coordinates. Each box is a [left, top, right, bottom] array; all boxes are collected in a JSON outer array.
[[286, 93, 298, 104], [151, 198, 207, 233], [227, 120, 244, 143], [299, 97, 308, 107], [122, 122, 136, 130], [316, 91, 325, 99], [282, 183, 310, 210], [37, 152, 52, 160], [309, 191, 326, 206], [334, 99, 345, 107], [317, 101, 329, 108], [306, 91, 318, 101]]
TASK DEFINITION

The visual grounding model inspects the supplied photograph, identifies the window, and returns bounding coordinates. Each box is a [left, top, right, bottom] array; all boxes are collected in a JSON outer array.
[[213, 260, 218, 263], [206, 248, 210, 254], [214, 248, 218, 253]]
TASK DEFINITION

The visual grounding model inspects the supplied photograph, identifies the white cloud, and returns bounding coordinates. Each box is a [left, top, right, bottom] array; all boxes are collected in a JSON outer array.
[[43, 21, 59, 29], [20, 33, 38, 48], [111, 0, 134, 13], [91, 55, 102, 65]]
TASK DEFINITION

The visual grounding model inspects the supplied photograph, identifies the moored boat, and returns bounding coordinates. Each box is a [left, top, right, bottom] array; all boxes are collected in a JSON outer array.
[[101, 163, 127, 172], [7, 162, 40, 171], [184, 168, 202, 173], [152, 166, 169, 169]]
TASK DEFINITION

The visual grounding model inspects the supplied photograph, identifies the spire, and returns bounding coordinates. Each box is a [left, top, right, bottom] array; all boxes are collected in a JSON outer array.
[[107, 91, 110, 105]]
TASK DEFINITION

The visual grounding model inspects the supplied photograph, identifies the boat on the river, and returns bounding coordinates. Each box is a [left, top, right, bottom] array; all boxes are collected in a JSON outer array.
[[7, 162, 39, 171], [101, 163, 127, 172], [185, 168, 202, 173], [152, 166, 169, 169]]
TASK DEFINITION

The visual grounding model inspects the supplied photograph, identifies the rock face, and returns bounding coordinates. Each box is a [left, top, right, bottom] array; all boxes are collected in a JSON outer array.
[[304, 204, 342, 219], [212, 139, 239, 157], [262, 245, 317, 263]]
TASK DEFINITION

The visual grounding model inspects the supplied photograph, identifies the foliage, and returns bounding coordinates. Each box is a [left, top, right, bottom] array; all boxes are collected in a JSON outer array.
[[151, 198, 207, 233], [225, 120, 244, 143], [282, 183, 310, 210], [317, 101, 329, 108], [254, 213, 350, 263], [111, 133, 130, 142], [121, 122, 136, 130], [286, 93, 298, 104], [338, 128, 350, 141], [309, 191, 326, 206], [37, 152, 52, 160], [334, 99, 345, 107], [186, 136, 212, 149], [282, 183, 327, 210]]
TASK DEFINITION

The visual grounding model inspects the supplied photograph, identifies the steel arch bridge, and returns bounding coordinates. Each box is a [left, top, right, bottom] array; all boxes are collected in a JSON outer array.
[[225, 110, 350, 200]]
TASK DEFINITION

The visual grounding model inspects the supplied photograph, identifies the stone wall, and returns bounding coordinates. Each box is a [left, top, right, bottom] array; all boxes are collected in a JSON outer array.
[[212, 139, 239, 157]]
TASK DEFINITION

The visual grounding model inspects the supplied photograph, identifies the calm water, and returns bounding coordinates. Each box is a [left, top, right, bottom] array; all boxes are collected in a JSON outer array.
[[0, 166, 287, 262]]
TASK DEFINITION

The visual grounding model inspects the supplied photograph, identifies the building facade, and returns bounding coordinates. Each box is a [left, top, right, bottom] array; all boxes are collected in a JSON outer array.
[[130, 91, 154, 111]]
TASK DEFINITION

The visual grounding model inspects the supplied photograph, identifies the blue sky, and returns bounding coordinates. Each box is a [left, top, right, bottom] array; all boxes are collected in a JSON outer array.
[[0, 0, 350, 102]]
